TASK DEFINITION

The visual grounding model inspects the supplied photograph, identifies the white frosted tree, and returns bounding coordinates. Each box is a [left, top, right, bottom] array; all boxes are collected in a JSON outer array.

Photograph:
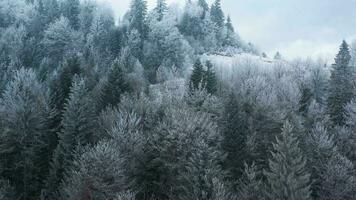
[[42, 16, 82, 63], [264, 121, 312, 200], [0, 68, 51, 199]]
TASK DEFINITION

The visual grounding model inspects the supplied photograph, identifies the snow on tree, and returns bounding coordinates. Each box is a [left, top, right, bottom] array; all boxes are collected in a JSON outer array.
[[61, 0, 80, 30], [264, 121, 312, 200], [46, 77, 97, 199], [60, 141, 127, 200], [327, 40, 354, 126], [210, 0, 224, 28], [0, 68, 51, 200], [237, 163, 265, 200], [42, 16, 82, 63], [319, 153, 356, 200]]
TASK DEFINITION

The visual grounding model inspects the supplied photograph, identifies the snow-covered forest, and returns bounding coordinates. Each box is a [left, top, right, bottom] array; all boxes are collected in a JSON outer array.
[[0, 0, 356, 199]]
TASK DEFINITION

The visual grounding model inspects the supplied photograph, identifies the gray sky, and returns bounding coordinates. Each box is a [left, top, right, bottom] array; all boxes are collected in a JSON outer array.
[[98, 0, 356, 62]]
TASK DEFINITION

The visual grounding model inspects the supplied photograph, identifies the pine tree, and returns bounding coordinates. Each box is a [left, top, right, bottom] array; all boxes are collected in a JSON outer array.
[[327, 40, 354, 126], [0, 68, 51, 200], [264, 121, 312, 200], [205, 61, 218, 94], [101, 62, 132, 109], [46, 78, 97, 199], [154, 0, 167, 21], [210, 0, 224, 28], [189, 59, 205, 91]]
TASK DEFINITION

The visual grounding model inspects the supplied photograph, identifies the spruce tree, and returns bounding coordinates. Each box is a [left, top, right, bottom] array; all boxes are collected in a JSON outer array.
[[223, 16, 238, 47], [264, 121, 312, 200], [238, 163, 265, 200], [46, 78, 97, 199], [327, 40, 354, 126], [274, 52, 282, 60], [154, 0, 167, 21], [221, 93, 254, 183], [189, 59, 205, 91], [205, 61, 218, 94], [198, 0, 209, 18], [0, 68, 51, 200], [61, 0, 80, 30], [101, 62, 131, 109], [129, 0, 148, 38], [210, 0, 224, 28]]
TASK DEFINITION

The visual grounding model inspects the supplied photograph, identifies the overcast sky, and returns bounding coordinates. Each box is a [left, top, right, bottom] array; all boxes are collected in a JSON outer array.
[[98, 0, 356, 62]]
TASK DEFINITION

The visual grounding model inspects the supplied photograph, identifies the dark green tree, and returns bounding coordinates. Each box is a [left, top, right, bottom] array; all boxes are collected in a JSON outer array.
[[264, 121, 312, 200], [198, 0, 209, 18], [154, 0, 167, 21], [205, 61, 218, 94], [210, 0, 224, 28], [0, 68, 51, 200], [221, 94, 252, 183], [100, 62, 132, 109], [189, 59, 205, 91], [46, 78, 97, 199], [327, 40, 354, 126], [61, 0, 80, 30], [129, 0, 148, 38]]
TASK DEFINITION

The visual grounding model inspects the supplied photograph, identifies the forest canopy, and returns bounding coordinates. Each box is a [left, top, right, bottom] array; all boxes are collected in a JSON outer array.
[[0, 0, 356, 200]]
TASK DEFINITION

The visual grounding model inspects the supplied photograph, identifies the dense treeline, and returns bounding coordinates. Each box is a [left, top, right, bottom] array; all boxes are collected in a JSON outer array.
[[0, 0, 356, 200]]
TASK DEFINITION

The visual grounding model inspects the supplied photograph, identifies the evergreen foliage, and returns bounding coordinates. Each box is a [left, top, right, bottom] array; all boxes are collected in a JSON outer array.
[[327, 40, 354, 126], [264, 121, 312, 200]]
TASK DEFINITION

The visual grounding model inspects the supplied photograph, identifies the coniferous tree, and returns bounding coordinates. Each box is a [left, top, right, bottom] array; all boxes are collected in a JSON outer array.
[[190, 59, 205, 91], [61, 0, 80, 30], [101, 62, 132, 109], [327, 40, 354, 126], [154, 0, 167, 21], [238, 163, 265, 200], [0, 68, 51, 200], [274, 52, 282, 60], [46, 78, 97, 199], [60, 141, 126, 200], [221, 93, 253, 184], [198, 0, 209, 18], [264, 121, 312, 200], [129, 0, 148, 38], [210, 0, 224, 28], [205, 61, 218, 94], [223, 16, 238, 48]]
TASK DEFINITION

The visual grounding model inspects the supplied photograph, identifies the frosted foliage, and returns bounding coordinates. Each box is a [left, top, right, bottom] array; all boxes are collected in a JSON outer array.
[[43, 16, 82, 59], [0, 25, 27, 66], [0, 0, 36, 27]]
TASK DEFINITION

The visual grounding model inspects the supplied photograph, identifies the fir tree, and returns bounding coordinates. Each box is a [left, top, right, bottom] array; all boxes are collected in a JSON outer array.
[[129, 0, 148, 38], [61, 0, 80, 30], [221, 93, 252, 183], [0, 68, 51, 200], [274, 52, 282, 60], [238, 163, 265, 200], [154, 0, 167, 21], [46, 78, 97, 199], [198, 0, 209, 18], [327, 40, 354, 126], [101, 62, 132, 109], [205, 60, 218, 94], [210, 0, 224, 28], [190, 59, 205, 91], [264, 121, 312, 200]]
